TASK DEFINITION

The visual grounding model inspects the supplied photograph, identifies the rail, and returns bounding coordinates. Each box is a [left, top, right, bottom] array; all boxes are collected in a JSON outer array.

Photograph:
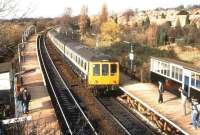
[[95, 96, 157, 135]]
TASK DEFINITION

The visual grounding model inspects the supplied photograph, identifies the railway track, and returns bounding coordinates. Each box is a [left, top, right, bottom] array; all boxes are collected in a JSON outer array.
[[96, 95, 157, 135], [37, 34, 97, 135]]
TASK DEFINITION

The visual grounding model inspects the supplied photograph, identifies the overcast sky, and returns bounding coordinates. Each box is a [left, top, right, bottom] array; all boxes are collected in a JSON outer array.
[[10, 0, 200, 18]]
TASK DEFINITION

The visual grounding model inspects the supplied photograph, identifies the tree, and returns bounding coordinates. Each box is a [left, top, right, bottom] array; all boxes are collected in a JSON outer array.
[[58, 7, 72, 28], [100, 20, 120, 45], [161, 13, 166, 19], [123, 9, 134, 25], [146, 24, 158, 47], [99, 3, 108, 25], [157, 23, 170, 46], [176, 5, 184, 11], [185, 24, 200, 44], [143, 16, 150, 30], [79, 5, 88, 36], [0, 0, 33, 62]]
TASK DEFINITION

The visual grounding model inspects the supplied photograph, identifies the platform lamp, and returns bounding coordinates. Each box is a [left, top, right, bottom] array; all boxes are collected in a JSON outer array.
[[123, 41, 136, 79], [91, 33, 99, 48]]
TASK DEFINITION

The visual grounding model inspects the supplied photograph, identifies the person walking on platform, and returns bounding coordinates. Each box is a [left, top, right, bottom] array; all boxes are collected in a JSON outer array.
[[158, 81, 164, 103], [179, 87, 187, 116], [17, 88, 24, 113], [22, 88, 31, 114], [191, 97, 200, 129]]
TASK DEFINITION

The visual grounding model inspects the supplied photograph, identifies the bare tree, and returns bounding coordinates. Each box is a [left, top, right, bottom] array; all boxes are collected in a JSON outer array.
[[0, 0, 33, 18], [123, 9, 134, 25], [79, 5, 88, 37], [99, 3, 108, 25], [0, 0, 34, 62]]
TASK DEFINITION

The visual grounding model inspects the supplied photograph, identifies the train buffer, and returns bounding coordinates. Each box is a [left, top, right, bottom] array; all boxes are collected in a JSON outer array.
[[119, 73, 199, 135]]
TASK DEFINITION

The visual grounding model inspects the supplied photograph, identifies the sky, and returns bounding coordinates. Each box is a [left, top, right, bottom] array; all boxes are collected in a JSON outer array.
[[7, 0, 200, 18]]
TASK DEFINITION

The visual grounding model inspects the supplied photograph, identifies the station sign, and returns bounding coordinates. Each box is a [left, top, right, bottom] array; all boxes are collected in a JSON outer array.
[[129, 53, 134, 60]]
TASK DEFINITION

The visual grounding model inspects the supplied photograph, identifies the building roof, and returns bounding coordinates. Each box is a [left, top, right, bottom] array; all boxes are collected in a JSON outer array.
[[151, 56, 200, 73], [0, 62, 12, 73], [177, 10, 189, 15]]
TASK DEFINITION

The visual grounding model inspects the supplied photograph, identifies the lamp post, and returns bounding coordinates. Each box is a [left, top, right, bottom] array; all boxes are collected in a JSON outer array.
[[92, 33, 99, 48], [123, 41, 136, 79], [129, 43, 134, 71], [123, 41, 135, 70]]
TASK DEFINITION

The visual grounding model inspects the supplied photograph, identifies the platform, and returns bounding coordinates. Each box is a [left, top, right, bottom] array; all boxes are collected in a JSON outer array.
[[120, 73, 200, 135], [16, 35, 60, 134]]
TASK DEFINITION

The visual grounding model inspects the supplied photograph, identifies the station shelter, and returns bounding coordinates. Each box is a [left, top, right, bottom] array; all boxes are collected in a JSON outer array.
[[150, 57, 200, 100], [0, 62, 14, 119]]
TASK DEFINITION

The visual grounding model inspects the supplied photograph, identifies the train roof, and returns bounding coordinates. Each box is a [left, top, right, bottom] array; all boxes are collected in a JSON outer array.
[[151, 56, 200, 73], [49, 29, 118, 62]]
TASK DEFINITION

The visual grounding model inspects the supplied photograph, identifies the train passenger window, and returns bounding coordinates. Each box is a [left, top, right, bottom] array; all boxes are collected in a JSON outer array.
[[81, 60, 83, 67], [78, 57, 80, 64], [175, 68, 179, 80], [179, 69, 183, 81], [93, 64, 100, 76], [191, 73, 196, 87], [157, 62, 160, 73], [102, 64, 109, 76], [70, 53, 73, 58], [164, 64, 167, 75], [167, 65, 170, 76], [161, 63, 164, 74], [172, 66, 175, 78], [111, 64, 117, 76], [84, 62, 87, 70], [196, 74, 200, 88]]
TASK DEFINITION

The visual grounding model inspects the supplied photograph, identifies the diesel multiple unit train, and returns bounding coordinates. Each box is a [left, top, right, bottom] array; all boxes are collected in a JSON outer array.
[[47, 29, 119, 94]]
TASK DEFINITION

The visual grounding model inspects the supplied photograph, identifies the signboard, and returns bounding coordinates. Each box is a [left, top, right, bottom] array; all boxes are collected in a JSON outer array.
[[0, 72, 11, 90]]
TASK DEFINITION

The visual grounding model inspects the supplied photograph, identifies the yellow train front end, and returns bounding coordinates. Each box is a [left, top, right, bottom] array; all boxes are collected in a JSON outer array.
[[88, 61, 119, 86]]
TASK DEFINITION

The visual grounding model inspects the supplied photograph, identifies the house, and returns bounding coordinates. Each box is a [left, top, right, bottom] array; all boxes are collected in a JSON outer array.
[[175, 10, 189, 27]]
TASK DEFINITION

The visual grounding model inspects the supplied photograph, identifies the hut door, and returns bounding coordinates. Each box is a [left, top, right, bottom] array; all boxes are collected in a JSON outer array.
[[183, 76, 190, 98]]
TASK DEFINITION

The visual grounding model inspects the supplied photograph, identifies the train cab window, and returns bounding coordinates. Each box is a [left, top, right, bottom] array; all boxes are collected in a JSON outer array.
[[93, 64, 100, 76], [111, 64, 117, 76], [191, 73, 196, 87], [102, 64, 109, 76], [196, 74, 200, 88]]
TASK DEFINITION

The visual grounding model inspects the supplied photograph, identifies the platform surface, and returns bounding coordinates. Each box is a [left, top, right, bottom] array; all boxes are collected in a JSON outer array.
[[120, 73, 200, 135], [16, 35, 60, 134]]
